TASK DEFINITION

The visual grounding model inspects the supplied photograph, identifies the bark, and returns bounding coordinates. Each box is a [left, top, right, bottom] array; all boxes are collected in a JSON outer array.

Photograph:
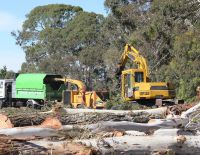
[[0, 135, 20, 155], [9, 107, 167, 127], [0, 135, 50, 155]]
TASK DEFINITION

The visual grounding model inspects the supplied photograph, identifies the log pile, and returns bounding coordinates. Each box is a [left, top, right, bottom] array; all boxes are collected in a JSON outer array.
[[0, 102, 199, 154]]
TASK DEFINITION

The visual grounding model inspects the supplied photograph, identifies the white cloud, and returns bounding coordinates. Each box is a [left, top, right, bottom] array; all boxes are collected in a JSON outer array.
[[0, 11, 23, 32]]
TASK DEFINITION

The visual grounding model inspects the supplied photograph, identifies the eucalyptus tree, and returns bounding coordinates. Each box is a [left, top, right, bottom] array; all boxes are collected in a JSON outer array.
[[12, 4, 108, 88]]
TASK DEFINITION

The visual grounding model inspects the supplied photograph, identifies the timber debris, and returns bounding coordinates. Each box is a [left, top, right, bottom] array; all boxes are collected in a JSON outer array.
[[0, 102, 199, 154]]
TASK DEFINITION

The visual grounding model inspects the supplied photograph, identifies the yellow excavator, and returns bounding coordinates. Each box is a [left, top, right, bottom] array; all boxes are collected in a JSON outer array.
[[54, 78, 107, 108], [116, 44, 176, 105]]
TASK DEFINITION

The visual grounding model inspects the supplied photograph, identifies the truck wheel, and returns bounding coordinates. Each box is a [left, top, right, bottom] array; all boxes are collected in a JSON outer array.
[[27, 101, 35, 109]]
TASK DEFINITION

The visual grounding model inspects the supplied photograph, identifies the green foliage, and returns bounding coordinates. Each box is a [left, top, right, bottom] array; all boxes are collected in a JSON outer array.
[[12, 4, 110, 89], [12, 4, 83, 74], [106, 94, 141, 110], [104, 0, 200, 101], [0, 66, 7, 79], [0, 66, 15, 79], [168, 30, 200, 101], [12, 1, 200, 102]]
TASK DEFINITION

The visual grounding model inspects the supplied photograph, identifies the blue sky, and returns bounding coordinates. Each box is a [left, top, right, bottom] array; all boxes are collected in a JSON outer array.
[[0, 0, 106, 72]]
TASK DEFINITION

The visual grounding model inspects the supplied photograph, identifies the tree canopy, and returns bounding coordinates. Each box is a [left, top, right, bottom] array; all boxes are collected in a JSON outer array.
[[0, 66, 15, 79], [13, 1, 200, 101]]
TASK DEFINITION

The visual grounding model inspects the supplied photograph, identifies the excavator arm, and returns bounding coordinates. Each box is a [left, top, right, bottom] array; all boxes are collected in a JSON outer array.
[[116, 44, 149, 79]]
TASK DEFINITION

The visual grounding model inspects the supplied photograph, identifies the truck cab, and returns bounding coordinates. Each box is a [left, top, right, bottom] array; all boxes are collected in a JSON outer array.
[[0, 79, 15, 107]]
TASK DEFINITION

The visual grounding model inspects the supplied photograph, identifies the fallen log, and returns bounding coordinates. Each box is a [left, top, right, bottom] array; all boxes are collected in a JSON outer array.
[[0, 114, 13, 128], [1, 129, 199, 155], [3, 103, 199, 138], [181, 102, 200, 131], [0, 135, 20, 155], [59, 106, 167, 115], [25, 140, 95, 155], [1, 116, 187, 138], [0, 117, 75, 138], [0, 135, 94, 155], [181, 102, 200, 118], [2, 103, 199, 138], [80, 103, 200, 133], [83, 117, 188, 133], [8, 129, 196, 155], [8, 107, 167, 127], [0, 104, 198, 155], [0, 127, 60, 138], [79, 129, 200, 155]]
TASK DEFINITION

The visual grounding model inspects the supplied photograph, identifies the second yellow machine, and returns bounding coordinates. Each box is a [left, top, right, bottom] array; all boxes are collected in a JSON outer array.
[[116, 44, 176, 105], [54, 78, 107, 108]]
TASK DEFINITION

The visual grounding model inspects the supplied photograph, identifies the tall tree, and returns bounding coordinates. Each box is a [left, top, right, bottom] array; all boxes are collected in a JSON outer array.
[[12, 4, 83, 73], [166, 28, 200, 101], [12, 2, 200, 100], [12, 4, 108, 88], [104, 0, 200, 100]]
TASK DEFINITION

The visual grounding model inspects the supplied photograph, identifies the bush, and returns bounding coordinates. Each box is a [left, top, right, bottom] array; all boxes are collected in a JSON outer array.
[[106, 94, 141, 110]]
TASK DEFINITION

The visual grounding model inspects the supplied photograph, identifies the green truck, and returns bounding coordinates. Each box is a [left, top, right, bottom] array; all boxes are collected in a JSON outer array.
[[0, 73, 66, 108]]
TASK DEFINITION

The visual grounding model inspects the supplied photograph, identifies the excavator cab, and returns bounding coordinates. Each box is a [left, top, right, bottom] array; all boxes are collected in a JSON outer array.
[[122, 69, 146, 100]]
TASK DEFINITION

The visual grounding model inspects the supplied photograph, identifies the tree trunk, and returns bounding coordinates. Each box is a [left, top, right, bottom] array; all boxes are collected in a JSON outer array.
[[0, 103, 198, 154], [0, 135, 93, 155], [9, 107, 167, 127], [79, 129, 200, 155], [0, 127, 59, 138], [83, 117, 188, 133]]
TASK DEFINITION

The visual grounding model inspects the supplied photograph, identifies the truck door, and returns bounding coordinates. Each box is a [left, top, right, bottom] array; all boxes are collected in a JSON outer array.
[[124, 73, 134, 98], [5, 82, 12, 104]]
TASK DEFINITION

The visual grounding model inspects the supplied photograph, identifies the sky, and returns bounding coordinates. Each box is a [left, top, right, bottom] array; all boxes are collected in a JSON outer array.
[[0, 0, 106, 72]]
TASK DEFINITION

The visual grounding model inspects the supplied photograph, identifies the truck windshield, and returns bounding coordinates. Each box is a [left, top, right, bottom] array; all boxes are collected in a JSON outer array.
[[135, 72, 144, 82]]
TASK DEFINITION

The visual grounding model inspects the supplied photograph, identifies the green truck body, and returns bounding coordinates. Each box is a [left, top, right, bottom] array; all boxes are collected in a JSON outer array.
[[15, 73, 66, 101]]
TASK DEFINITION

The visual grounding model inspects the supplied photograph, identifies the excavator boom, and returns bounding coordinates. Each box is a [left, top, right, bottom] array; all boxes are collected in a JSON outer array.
[[116, 44, 149, 80]]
